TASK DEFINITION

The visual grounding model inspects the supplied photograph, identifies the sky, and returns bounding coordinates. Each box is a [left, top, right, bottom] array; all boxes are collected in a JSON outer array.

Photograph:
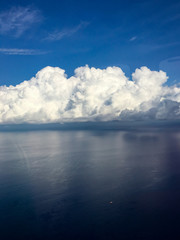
[[0, 0, 180, 86], [0, 0, 180, 124]]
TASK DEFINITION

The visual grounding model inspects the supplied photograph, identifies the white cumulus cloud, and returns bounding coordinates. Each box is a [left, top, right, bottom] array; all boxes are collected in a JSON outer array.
[[0, 65, 180, 123]]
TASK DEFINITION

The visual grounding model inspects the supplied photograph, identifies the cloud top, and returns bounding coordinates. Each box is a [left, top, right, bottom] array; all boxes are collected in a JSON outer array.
[[0, 65, 180, 123]]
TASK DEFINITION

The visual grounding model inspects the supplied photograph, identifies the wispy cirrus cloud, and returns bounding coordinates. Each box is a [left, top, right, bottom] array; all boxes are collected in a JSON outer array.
[[0, 48, 48, 55], [44, 21, 89, 41], [0, 6, 42, 38], [129, 36, 137, 42]]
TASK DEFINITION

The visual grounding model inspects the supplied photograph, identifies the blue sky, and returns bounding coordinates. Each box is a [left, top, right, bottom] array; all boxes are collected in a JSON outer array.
[[0, 0, 180, 86]]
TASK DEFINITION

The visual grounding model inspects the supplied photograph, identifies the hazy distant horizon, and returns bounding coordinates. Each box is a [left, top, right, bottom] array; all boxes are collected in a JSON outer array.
[[1, 120, 180, 132]]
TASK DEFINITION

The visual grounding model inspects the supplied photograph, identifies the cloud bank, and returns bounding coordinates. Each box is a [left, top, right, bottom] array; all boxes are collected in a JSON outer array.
[[0, 65, 180, 123]]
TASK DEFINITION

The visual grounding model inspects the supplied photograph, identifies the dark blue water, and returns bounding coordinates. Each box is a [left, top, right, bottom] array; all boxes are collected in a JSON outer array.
[[0, 129, 180, 240]]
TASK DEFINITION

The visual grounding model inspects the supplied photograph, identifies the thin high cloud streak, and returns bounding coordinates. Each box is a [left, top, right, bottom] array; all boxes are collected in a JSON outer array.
[[0, 5, 89, 41], [0, 65, 180, 123], [45, 22, 89, 41], [0, 48, 48, 55], [130, 36, 137, 42], [0, 6, 42, 37]]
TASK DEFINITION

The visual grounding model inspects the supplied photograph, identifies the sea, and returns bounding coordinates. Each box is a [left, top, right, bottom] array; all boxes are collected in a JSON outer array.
[[0, 122, 180, 240]]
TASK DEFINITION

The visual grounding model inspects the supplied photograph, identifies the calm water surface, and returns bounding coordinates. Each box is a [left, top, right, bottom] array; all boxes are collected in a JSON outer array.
[[0, 129, 180, 239]]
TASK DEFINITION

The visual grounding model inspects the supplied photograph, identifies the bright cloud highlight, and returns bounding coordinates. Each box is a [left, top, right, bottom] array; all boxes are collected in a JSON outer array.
[[0, 65, 180, 123]]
